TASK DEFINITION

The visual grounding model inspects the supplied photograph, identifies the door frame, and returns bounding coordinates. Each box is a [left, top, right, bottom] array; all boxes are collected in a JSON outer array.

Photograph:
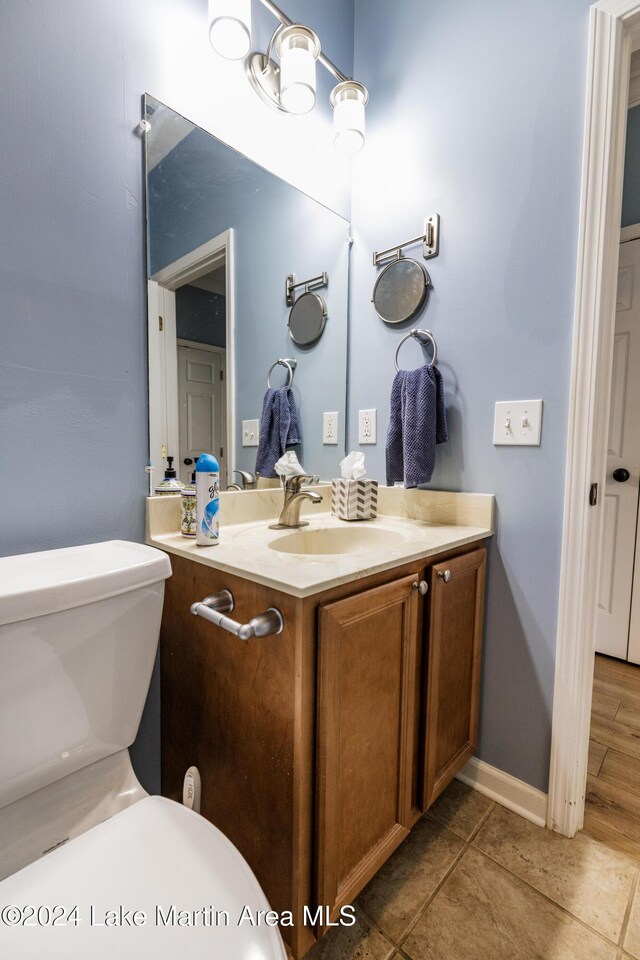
[[549, 0, 640, 837], [147, 229, 235, 488]]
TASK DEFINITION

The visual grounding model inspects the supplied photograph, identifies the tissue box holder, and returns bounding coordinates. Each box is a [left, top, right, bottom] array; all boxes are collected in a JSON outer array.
[[331, 479, 378, 521]]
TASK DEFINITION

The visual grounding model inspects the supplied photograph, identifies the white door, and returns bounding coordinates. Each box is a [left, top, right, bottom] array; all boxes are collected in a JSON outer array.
[[177, 343, 227, 486], [595, 236, 640, 661]]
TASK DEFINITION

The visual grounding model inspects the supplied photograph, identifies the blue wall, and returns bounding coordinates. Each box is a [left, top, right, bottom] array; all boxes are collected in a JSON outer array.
[[0, 0, 354, 794], [1, 0, 604, 797], [623, 105, 640, 228], [350, 0, 592, 791], [176, 286, 226, 347]]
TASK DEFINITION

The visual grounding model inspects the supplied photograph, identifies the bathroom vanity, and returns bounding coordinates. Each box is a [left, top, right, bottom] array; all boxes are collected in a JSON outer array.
[[148, 487, 492, 958]]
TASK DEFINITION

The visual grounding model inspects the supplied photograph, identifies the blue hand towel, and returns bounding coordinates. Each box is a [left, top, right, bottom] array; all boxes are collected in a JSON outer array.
[[255, 387, 301, 478], [386, 365, 448, 488]]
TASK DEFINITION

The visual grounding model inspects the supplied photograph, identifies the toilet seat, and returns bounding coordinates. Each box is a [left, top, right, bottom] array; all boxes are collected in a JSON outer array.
[[0, 796, 287, 959]]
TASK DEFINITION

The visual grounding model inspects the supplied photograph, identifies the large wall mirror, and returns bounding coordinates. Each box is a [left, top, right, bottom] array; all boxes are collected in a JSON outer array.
[[144, 95, 350, 488]]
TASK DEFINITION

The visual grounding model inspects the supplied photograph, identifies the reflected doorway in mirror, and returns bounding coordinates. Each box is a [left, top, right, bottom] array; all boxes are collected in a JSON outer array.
[[178, 341, 227, 486], [148, 229, 234, 489]]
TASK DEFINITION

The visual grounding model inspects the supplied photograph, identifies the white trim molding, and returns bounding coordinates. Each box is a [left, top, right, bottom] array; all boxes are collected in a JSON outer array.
[[621, 222, 640, 241], [457, 758, 548, 828], [151, 233, 228, 289], [548, 0, 640, 838], [629, 48, 640, 104]]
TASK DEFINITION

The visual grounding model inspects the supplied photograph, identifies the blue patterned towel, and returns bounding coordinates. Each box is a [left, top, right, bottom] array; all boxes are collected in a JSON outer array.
[[255, 387, 302, 478], [385, 365, 448, 488]]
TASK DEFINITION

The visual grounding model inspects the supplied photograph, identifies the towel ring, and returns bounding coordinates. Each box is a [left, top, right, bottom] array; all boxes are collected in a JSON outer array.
[[267, 358, 297, 388], [394, 329, 437, 372]]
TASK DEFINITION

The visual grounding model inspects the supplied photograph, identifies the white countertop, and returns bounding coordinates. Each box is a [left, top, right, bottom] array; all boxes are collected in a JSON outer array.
[[147, 487, 494, 599]]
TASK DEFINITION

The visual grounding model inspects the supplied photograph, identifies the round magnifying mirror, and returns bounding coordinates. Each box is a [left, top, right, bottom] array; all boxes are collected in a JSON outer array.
[[288, 291, 327, 346], [372, 257, 430, 324]]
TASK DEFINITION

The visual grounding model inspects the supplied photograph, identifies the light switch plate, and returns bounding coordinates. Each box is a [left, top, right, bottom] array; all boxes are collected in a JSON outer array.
[[242, 419, 260, 447], [493, 400, 543, 446], [359, 409, 377, 444], [323, 412, 339, 445]]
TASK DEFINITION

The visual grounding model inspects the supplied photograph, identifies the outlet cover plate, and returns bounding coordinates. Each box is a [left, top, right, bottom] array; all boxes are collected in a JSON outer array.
[[493, 400, 543, 446], [323, 411, 339, 445], [242, 419, 260, 447], [359, 409, 377, 444]]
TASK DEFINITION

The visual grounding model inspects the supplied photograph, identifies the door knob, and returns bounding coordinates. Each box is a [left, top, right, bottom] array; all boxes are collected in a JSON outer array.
[[613, 468, 630, 483], [437, 570, 452, 583], [412, 580, 428, 595]]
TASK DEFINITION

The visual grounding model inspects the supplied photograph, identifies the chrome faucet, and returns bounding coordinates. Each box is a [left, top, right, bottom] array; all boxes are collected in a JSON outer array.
[[269, 475, 322, 530], [234, 470, 256, 489]]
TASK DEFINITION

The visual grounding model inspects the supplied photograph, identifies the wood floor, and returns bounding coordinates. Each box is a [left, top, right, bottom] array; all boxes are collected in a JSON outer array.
[[584, 653, 640, 863]]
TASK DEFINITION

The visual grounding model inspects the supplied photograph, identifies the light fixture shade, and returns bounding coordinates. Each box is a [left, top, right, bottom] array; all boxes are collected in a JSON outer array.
[[331, 80, 369, 154], [208, 0, 251, 61], [276, 25, 321, 115]]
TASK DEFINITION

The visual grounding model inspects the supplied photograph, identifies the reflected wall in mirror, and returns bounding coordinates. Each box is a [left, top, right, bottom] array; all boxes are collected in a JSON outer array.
[[144, 95, 350, 488]]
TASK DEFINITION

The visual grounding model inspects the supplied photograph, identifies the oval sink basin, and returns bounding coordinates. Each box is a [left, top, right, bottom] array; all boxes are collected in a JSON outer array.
[[269, 526, 406, 556]]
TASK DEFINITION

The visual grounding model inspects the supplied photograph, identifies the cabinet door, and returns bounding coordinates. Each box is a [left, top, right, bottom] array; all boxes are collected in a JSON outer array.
[[316, 574, 421, 922], [422, 548, 486, 810]]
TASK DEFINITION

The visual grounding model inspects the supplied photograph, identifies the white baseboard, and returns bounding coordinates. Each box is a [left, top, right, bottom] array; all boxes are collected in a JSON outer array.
[[456, 757, 548, 828]]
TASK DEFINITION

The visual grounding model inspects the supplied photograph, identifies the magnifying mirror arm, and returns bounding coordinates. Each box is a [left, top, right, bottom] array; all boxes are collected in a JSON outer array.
[[373, 214, 440, 265], [286, 271, 328, 307]]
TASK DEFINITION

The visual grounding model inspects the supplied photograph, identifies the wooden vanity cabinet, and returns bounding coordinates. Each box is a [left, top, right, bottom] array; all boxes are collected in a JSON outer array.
[[160, 542, 486, 959], [422, 548, 486, 809], [316, 575, 421, 923]]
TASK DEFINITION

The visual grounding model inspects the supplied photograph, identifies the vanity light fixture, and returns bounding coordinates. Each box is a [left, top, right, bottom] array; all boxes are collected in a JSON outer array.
[[210, 0, 369, 153], [276, 25, 320, 115], [208, 0, 252, 61], [331, 80, 369, 155]]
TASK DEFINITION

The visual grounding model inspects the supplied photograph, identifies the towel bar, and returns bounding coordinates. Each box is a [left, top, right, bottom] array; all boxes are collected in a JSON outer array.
[[191, 589, 284, 640], [267, 358, 297, 388], [394, 329, 438, 371]]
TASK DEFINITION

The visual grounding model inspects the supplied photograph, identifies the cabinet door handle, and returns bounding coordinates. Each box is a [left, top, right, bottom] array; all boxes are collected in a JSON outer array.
[[412, 580, 428, 595], [437, 570, 452, 583]]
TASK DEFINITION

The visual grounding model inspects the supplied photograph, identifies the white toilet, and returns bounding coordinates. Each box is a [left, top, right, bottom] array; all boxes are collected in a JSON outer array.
[[0, 540, 287, 959]]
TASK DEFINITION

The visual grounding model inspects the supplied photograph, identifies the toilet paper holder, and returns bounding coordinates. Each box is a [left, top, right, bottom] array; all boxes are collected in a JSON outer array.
[[191, 589, 284, 640]]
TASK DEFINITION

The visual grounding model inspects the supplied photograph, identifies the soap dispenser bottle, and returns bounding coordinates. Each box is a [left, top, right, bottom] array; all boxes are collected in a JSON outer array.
[[180, 471, 197, 537], [155, 455, 185, 496]]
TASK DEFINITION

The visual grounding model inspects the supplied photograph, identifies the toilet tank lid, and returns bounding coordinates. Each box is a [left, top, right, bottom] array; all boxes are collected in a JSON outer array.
[[0, 541, 172, 626]]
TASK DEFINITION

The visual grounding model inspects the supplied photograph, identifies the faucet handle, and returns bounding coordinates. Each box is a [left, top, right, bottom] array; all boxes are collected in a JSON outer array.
[[283, 473, 315, 493]]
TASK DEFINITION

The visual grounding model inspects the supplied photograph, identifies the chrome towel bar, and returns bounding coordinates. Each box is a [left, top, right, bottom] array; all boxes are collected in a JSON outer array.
[[190, 589, 284, 640]]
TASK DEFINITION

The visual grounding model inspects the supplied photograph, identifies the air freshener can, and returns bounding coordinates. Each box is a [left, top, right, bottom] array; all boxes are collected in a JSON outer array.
[[195, 453, 220, 546]]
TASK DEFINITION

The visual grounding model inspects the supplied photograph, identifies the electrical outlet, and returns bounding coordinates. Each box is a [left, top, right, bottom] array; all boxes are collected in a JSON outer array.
[[359, 409, 377, 444], [323, 412, 339, 445], [493, 400, 543, 446], [242, 419, 260, 447]]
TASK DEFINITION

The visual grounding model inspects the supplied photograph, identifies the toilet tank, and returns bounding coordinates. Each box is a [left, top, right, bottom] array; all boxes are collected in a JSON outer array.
[[0, 541, 171, 811]]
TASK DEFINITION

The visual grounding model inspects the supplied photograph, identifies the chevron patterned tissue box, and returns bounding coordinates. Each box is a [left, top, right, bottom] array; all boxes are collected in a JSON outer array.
[[331, 478, 378, 521]]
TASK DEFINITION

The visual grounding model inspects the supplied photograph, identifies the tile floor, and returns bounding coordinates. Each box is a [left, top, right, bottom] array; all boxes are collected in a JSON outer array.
[[300, 778, 640, 960], [585, 655, 640, 864]]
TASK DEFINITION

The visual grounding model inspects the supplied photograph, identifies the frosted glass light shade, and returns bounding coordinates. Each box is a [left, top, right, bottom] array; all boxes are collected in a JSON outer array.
[[208, 0, 251, 60], [331, 81, 369, 155], [276, 26, 320, 115]]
